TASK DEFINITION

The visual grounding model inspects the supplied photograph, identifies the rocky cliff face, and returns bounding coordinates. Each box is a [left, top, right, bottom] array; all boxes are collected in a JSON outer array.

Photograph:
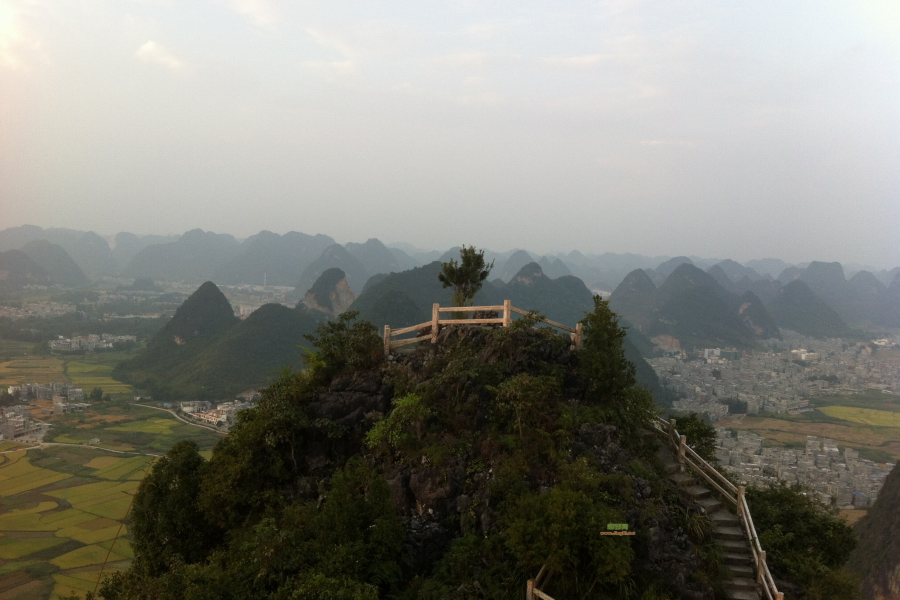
[[301, 267, 356, 315], [848, 460, 900, 599]]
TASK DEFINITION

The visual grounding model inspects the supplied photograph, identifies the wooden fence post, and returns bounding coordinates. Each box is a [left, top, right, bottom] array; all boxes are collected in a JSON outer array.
[[669, 418, 676, 446], [574, 322, 582, 350], [678, 435, 687, 464], [775, 593, 783, 600], [757, 550, 766, 584], [431, 303, 440, 343], [526, 579, 534, 600], [737, 485, 746, 521], [383, 325, 391, 356], [503, 299, 511, 327]]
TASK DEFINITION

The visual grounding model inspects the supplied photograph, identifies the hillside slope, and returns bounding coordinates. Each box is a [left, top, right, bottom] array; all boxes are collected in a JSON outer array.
[[847, 460, 900, 600]]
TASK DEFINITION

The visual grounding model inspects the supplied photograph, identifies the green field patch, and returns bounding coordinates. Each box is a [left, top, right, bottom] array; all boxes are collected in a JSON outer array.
[[51, 433, 93, 444], [50, 544, 128, 568], [0, 454, 72, 497], [84, 456, 121, 469], [99, 537, 133, 559], [56, 523, 124, 545], [0, 536, 66, 559], [105, 418, 175, 435], [51, 572, 99, 595], [41, 510, 95, 529], [0, 512, 58, 531], [92, 456, 152, 480]]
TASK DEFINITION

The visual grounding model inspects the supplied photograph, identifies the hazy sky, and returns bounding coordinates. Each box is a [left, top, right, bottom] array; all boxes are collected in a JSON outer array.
[[1, 1, 899, 267]]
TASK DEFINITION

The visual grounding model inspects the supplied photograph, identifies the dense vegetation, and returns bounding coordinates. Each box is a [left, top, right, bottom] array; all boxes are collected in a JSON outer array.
[[746, 484, 860, 600], [88, 298, 740, 600]]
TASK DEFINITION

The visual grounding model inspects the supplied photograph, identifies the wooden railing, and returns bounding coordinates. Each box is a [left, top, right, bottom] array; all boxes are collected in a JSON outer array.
[[526, 565, 555, 600], [651, 416, 784, 600], [382, 300, 583, 355]]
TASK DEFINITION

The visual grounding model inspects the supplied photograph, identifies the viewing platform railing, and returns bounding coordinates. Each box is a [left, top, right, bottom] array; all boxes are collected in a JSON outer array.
[[382, 299, 582, 355]]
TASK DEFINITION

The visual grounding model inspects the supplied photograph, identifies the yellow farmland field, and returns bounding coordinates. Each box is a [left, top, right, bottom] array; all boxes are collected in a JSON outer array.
[[56, 522, 126, 545], [0, 357, 66, 385], [0, 537, 67, 559], [819, 406, 900, 427], [0, 453, 72, 497], [92, 456, 152, 480], [85, 456, 121, 469], [50, 544, 128, 568]]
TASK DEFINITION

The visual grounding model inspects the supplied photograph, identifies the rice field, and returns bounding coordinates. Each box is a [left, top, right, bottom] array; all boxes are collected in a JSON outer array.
[[0, 358, 66, 385], [817, 406, 900, 427], [65, 362, 132, 396]]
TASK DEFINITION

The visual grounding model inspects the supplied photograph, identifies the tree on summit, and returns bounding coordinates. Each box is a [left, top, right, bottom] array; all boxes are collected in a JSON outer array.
[[438, 245, 494, 308]]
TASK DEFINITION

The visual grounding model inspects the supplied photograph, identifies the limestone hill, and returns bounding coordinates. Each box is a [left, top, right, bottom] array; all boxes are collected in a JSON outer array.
[[765, 280, 851, 338], [114, 282, 321, 398], [301, 268, 356, 315], [610, 263, 781, 349], [0, 249, 50, 287], [21, 240, 90, 287]]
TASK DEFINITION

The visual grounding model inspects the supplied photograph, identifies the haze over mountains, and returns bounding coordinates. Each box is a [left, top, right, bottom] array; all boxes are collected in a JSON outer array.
[[2, 224, 899, 350]]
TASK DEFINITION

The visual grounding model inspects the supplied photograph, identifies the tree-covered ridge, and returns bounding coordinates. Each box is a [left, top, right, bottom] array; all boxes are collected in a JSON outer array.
[[113, 282, 323, 399], [93, 299, 734, 600]]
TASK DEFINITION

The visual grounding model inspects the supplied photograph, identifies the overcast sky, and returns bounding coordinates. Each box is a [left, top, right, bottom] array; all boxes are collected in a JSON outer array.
[[1, 1, 898, 267]]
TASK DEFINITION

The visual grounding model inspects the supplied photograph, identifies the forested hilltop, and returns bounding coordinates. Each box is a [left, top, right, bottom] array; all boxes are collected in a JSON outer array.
[[73, 297, 858, 600]]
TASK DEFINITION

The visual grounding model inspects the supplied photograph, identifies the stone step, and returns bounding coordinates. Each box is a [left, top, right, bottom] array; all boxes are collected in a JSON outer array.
[[728, 564, 755, 578], [730, 577, 760, 592], [684, 485, 712, 499], [697, 497, 722, 513], [726, 589, 760, 600], [719, 539, 749, 552], [710, 510, 740, 526], [668, 473, 694, 487], [713, 526, 745, 541], [662, 461, 681, 475], [725, 552, 753, 566]]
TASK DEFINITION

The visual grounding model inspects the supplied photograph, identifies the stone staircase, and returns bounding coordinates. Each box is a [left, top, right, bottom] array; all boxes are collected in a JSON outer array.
[[658, 446, 761, 600]]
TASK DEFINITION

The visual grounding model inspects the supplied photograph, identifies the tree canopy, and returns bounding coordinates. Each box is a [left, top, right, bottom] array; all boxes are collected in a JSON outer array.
[[438, 245, 494, 307]]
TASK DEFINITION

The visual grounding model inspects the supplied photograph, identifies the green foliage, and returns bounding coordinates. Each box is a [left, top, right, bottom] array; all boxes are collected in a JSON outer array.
[[720, 397, 747, 414], [303, 311, 381, 380], [90, 387, 103, 402], [671, 413, 717, 463], [747, 482, 860, 600], [366, 393, 433, 452], [489, 374, 560, 439], [290, 572, 379, 600], [131, 441, 222, 576], [504, 488, 634, 595], [579, 295, 636, 400], [199, 369, 315, 530], [438, 245, 494, 307]]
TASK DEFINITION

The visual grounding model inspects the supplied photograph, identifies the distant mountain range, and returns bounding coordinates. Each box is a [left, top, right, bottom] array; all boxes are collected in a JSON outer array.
[[1, 224, 897, 336]]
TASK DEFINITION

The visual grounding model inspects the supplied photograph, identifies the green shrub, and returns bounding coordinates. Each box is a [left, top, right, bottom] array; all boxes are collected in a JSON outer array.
[[303, 311, 382, 380], [747, 482, 860, 600], [365, 393, 433, 453], [504, 488, 634, 596]]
